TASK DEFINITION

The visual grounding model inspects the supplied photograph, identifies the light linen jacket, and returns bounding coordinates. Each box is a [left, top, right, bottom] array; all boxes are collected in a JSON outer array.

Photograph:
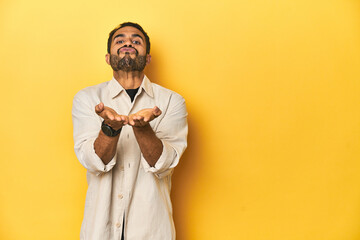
[[72, 76, 188, 240]]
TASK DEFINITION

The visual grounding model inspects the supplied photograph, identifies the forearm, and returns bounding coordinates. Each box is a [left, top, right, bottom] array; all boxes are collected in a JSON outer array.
[[94, 130, 120, 164], [133, 124, 163, 167]]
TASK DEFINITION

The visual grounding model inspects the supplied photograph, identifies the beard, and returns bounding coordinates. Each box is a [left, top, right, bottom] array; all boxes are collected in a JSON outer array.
[[109, 53, 147, 72]]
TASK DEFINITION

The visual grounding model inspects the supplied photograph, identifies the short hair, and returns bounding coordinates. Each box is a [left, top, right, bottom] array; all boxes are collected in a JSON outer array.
[[107, 22, 151, 54]]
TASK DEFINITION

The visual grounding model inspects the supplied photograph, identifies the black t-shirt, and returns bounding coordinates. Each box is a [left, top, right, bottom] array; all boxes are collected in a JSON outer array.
[[125, 87, 140, 102]]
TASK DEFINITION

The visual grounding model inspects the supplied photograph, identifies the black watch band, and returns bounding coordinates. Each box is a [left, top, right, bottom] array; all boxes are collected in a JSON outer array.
[[101, 120, 121, 137]]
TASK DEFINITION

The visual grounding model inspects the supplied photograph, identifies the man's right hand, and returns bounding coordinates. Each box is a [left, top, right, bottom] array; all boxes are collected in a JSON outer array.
[[95, 102, 129, 130]]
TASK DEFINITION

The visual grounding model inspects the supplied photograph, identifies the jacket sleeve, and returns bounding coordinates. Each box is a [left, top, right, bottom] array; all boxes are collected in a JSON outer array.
[[140, 93, 188, 178], [72, 91, 116, 176]]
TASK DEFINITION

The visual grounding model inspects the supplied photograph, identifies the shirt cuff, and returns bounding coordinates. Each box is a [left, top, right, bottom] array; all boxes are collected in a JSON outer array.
[[81, 138, 117, 176], [140, 140, 177, 178]]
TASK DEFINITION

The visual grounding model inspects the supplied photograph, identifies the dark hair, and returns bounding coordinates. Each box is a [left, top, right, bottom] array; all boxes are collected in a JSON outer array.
[[107, 22, 151, 54]]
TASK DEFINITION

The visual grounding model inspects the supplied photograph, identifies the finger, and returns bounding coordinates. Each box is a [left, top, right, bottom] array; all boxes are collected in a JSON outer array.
[[116, 116, 125, 124], [130, 117, 138, 126], [134, 115, 145, 123], [121, 115, 129, 125], [137, 115, 144, 121], [106, 111, 115, 121], [95, 102, 104, 114], [133, 118, 142, 127], [143, 113, 152, 122], [128, 116, 135, 126]]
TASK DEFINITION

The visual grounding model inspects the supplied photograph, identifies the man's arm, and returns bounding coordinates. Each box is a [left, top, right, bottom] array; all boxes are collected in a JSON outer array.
[[128, 94, 188, 178], [94, 131, 120, 165], [94, 102, 128, 164], [128, 107, 163, 167]]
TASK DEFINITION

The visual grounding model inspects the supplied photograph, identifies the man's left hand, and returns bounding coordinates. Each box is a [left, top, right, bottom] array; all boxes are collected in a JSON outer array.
[[129, 106, 162, 127]]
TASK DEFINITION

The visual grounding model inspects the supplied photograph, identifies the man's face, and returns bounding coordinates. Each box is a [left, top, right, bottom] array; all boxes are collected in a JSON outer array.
[[106, 26, 150, 72]]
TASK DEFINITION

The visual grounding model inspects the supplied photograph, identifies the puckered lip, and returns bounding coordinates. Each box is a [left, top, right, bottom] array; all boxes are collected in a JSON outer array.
[[119, 47, 136, 53]]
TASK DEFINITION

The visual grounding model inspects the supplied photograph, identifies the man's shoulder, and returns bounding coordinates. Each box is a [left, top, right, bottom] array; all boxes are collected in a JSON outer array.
[[150, 82, 185, 102]]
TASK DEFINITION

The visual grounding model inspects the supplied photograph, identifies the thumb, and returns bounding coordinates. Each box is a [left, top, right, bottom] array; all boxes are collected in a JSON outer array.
[[95, 102, 104, 114], [152, 106, 162, 116]]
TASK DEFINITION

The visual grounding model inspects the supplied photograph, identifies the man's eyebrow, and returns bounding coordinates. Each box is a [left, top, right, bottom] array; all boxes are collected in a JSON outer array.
[[113, 33, 144, 41], [113, 34, 125, 41], [131, 34, 144, 40]]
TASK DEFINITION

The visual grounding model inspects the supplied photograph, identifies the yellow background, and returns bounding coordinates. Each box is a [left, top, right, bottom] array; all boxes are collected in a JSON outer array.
[[1, 0, 360, 239]]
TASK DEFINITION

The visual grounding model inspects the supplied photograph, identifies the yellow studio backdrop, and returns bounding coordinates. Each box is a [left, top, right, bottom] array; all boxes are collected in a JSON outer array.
[[1, 0, 360, 239]]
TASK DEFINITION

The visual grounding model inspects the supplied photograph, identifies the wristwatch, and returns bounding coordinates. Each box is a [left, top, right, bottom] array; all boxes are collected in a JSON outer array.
[[101, 121, 121, 137]]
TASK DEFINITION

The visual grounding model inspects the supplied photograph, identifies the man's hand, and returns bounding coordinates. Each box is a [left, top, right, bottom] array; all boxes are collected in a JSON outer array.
[[128, 106, 162, 127], [95, 102, 128, 130], [129, 106, 163, 166]]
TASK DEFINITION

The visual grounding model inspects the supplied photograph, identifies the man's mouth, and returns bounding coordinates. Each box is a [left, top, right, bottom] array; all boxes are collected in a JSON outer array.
[[118, 47, 138, 55]]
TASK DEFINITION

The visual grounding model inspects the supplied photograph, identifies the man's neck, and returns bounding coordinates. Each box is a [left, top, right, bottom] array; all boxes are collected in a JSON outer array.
[[113, 70, 144, 89]]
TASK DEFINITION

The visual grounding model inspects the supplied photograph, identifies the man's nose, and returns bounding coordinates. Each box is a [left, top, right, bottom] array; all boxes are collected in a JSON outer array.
[[123, 38, 133, 46]]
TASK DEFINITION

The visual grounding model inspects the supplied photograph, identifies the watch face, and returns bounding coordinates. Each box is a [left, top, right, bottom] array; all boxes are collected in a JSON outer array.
[[102, 125, 114, 137]]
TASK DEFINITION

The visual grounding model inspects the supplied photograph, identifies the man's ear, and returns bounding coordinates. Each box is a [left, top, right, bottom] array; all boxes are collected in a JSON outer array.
[[146, 54, 151, 64], [105, 53, 110, 65]]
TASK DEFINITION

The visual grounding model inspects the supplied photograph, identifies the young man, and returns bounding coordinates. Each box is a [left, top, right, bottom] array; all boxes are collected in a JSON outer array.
[[72, 22, 188, 240]]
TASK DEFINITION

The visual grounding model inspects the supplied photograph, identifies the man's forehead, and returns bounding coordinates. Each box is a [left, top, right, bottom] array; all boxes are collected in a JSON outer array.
[[112, 26, 145, 40]]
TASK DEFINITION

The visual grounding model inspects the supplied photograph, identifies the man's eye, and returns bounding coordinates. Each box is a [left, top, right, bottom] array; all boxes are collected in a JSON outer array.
[[132, 40, 140, 44], [116, 40, 124, 44]]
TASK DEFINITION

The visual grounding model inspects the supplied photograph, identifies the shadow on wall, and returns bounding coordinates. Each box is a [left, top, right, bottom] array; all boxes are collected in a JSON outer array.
[[145, 54, 202, 240]]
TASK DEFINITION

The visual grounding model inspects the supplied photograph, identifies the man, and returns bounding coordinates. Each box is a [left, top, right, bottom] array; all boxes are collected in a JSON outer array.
[[72, 22, 188, 240]]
